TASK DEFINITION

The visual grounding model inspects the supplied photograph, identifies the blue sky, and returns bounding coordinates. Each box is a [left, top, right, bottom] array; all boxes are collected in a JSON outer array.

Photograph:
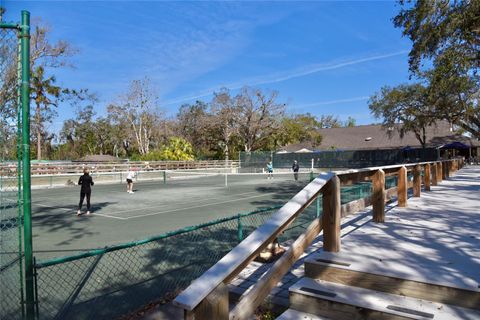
[[3, 1, 413, 133]]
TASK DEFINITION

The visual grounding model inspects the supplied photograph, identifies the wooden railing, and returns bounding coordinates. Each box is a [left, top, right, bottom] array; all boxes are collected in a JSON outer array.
[[0, 160, 239, 176], [173, 158, 464, 320]]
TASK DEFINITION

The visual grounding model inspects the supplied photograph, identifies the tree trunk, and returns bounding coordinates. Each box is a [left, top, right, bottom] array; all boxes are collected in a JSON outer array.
[[36, 103, 42, 160], [37, 130, 42, 160]]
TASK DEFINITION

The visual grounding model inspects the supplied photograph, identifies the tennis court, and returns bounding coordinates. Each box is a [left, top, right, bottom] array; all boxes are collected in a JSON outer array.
[[26, 169, 390, 320], [30, 171, 312, 260]]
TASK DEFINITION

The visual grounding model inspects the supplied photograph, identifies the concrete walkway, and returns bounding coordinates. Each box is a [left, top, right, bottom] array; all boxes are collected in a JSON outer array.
[[145, 165, 480, 319]]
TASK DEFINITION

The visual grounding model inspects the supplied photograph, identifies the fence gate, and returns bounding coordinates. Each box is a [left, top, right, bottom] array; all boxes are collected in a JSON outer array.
[[1, 10, 33, 320]]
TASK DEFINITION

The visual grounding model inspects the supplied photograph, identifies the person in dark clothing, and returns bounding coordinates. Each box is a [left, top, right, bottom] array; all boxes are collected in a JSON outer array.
[[292, 160, 300, 181], [77, 168, 94, 216]]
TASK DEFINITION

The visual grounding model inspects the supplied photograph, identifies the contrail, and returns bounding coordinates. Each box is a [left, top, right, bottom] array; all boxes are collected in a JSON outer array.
[[163, 50, 408, 106], [296, 96, 370, 108]]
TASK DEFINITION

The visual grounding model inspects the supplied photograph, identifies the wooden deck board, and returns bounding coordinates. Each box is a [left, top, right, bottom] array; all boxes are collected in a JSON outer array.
[[310, 167, 480, 293], [289, 278, 480, 320]]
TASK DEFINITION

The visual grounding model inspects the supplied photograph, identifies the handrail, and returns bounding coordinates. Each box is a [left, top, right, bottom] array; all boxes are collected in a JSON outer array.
[[173, 172, 335, 312], [172, 158, 464, 319]]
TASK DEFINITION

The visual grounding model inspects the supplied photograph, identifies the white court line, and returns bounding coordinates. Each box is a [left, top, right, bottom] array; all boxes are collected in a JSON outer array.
[[33, 190, 258, 211], [28, 182, 256, 201], [120, 192, 278, 220], [31, 191, 279, 221], [92, 190, 260, 216], [34, 203, 127, 220], [87, 213, 126, 220]]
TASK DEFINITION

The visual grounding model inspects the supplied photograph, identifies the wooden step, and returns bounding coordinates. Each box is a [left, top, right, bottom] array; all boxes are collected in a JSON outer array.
[[277, 308, 331, 320], [289, 278, 480, 320], [304, 252, 480, 310]]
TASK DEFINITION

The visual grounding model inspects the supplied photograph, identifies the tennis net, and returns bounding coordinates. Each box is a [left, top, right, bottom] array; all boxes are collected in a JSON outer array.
[[163, 170, 314, 188]]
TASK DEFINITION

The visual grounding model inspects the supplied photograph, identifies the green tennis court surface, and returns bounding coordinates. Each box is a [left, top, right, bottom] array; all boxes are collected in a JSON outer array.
[[31, 171, 311, 260]]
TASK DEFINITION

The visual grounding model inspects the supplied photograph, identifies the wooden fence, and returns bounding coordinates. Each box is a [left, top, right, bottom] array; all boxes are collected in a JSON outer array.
[[0, 160, 239, 176], [173, 158, 464, 320]]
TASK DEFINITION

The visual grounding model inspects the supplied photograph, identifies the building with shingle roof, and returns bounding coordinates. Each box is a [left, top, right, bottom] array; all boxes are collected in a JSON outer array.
[[279, 122, 479, 158]]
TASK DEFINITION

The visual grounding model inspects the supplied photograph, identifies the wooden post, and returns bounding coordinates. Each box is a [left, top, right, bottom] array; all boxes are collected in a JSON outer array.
[[397, 166, 407, 207], [413, 164, 421, 197], [372, 169, 385, 223], [438, 162, 443, 183], [187, 283, 229, 320], [322, 175, 341, 252], [444, 161, 449, 179], [230, 218, 322, 320], [431, 163, 438, 186], [424, 163, 431, 191]]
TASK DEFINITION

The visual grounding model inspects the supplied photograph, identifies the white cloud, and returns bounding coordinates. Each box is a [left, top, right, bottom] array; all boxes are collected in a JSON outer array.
[[162, 50, 408, 106]]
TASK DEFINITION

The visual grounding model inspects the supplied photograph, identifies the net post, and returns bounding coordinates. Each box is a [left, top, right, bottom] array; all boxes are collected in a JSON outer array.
[[20, 10, 34, 320], [163, 170, 166, 184], [237, 214, 243, 242]]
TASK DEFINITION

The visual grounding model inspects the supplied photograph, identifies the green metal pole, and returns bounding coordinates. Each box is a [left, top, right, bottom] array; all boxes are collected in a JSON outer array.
[[20, 10, 34, 319], [237, 214, 243, 242], [16, 29, 25, 318]]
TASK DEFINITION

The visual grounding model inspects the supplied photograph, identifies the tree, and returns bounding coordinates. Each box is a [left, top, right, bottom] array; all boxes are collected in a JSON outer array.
[[394, 0, 479, 75], [344, 116, 356, 127], [394, 0, 480, 138], [94, 117, 117, 156], [28, 21, 76, 159], [31, 66, 61, 159], [107, 78, 162, 155], [369, 84, 435, 148], [158, 137, 195, 161], [319, 115, 342, 128], [0, 24, 19, 158], [273, 113, 323, 148], [210, 88, 240, 161], [425, 52, 480, 138], [236, 87, 285, 152], [176, 101, 212, 155]]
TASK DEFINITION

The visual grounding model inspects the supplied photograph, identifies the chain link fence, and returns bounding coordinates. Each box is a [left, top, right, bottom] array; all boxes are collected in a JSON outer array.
[[240, 149, 439, 171], [1, 25, 25, 320], [34, 207, 279, 320]]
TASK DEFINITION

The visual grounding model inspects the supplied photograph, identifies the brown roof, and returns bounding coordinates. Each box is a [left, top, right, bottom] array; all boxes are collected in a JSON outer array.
[[280, 122, 480, 152]]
